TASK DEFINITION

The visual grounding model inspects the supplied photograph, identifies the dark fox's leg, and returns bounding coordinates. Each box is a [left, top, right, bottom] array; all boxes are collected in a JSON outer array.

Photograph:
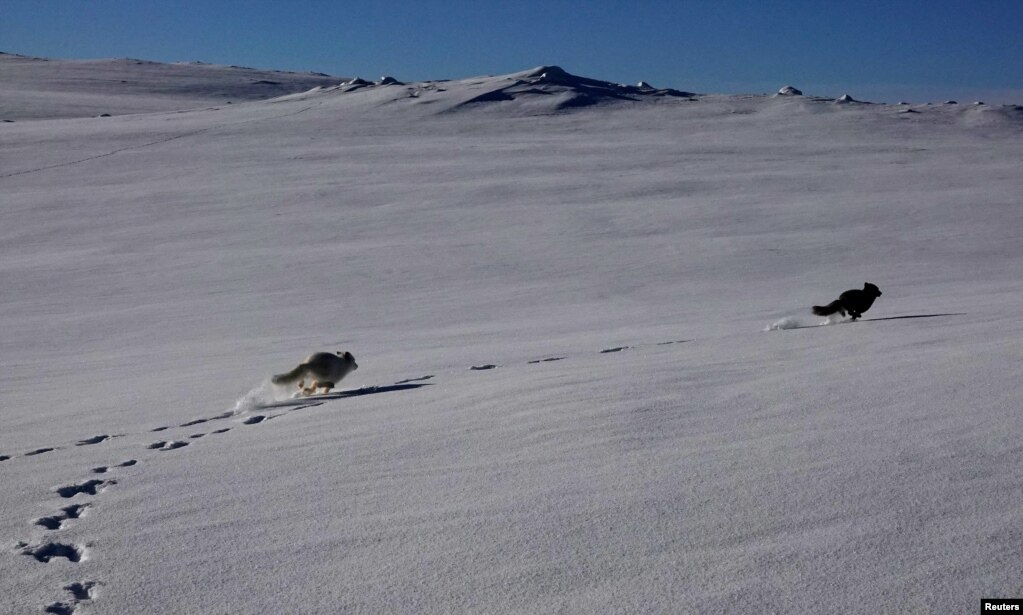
[[317, 382, 335, 395], [302, 380, 319, 396], [849, 310, 860, 320]]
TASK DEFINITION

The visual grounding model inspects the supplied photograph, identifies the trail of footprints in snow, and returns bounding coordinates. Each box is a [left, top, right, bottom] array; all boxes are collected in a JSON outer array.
[[8, 388, 356, 611], [5, 339, 689, 461], [151, 410, 234, 433], [471, 338, 688, 371], [25, 428, 227, 609], [7, 337, 690, 610], [12, 406, 256, 611], [16, 459, 135, 611]]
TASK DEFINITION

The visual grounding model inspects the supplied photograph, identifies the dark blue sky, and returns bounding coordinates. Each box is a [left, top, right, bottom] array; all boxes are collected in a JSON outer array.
[[4, 0, 1022, 102]]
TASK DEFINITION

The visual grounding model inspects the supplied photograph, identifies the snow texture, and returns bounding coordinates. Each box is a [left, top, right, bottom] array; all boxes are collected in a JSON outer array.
[[2, 53, 1023, 614], [765, 316, 803, 330], [0, 52, 349, 121]]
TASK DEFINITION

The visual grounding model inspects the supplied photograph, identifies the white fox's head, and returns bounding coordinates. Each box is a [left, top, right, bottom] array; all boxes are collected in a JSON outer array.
[[336, 351, 358, 371]]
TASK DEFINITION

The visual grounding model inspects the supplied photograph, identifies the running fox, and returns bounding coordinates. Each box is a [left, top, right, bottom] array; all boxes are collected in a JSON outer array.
[[812, 283, 882, 321], [272, 351, 358, 396]]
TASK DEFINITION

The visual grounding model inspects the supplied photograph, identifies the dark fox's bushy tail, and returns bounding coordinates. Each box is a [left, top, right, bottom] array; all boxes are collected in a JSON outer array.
[[271, 365, 304, 385], [812, 300, 842, 316]]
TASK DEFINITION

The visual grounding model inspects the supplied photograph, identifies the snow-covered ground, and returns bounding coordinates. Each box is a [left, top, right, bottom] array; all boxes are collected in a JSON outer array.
[[0, 52, 349, 121], [2, 55, 1022, 614]]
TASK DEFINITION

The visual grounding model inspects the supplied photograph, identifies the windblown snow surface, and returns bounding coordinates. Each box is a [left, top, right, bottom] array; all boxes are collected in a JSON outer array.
[[0, 52, 349, 120], [2, 57, 1023, 614]]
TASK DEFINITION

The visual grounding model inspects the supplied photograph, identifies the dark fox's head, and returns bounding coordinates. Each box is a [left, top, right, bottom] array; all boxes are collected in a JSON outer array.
[[864, 282, 882, 297], [336, 350, 358, 371]]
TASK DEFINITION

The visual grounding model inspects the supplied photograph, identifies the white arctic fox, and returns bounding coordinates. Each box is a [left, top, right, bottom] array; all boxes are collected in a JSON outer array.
[[271, 351, 358, 396]]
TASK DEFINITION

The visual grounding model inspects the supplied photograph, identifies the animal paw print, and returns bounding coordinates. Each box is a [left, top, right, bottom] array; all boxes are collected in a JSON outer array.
[[17, 541, 86, 563], [26, 447, 57, 456], [56, 480, 115, 498], [91, 459, 137, 474], [44, 581, 99, 614], [76, 435, 111, 446], [147, 440, 188, 451], [35, 504, 90, 530]]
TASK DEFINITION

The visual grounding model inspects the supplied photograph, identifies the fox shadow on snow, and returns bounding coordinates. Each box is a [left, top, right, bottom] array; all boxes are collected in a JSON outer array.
[[264, 382, 433, 409], [785, 313, 967, 330], [864, 313, 966, 322]]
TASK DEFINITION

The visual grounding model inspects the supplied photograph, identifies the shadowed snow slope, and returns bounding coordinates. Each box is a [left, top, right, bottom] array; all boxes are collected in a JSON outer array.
[[264, 64, 694, 115], [1, 59, 1022, 614], [0, 52, 349, 120]]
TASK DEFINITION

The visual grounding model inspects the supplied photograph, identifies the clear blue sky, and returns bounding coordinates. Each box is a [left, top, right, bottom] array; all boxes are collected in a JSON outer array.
[[4, 0, 1022, 102]]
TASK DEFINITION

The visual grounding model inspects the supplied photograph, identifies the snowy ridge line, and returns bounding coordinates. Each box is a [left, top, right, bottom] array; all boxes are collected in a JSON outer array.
[[0, 102, 319, 180], [0, 52, 350, 120]]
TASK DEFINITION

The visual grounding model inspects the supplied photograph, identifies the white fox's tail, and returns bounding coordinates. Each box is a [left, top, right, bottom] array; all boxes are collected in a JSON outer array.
[[271, 365, 305, 385]]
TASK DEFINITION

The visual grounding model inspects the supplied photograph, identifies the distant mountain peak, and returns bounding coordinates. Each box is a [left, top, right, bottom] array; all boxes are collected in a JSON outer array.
[[449, 65, 694, 112]]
